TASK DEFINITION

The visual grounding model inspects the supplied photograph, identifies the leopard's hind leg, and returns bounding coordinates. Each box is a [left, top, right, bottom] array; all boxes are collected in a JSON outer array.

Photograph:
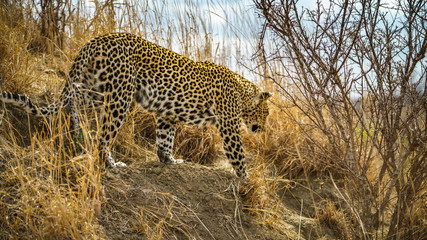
[[155, 117, 184, 164], [98, 81, 134, 168]]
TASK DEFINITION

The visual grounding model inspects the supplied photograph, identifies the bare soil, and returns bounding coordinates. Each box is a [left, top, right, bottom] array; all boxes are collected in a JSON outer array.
[[99, 159, 285, 240]]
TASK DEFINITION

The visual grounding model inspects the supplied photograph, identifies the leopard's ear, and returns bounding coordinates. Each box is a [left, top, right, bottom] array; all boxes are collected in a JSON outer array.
[[252, 92, 272, 105]]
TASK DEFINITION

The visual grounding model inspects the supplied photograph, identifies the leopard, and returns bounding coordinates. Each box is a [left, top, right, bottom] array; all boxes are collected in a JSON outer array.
[[0, 32, 271, 178]]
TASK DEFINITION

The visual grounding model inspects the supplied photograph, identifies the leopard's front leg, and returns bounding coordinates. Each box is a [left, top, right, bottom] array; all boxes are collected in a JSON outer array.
[[217, 116, 247, 178]]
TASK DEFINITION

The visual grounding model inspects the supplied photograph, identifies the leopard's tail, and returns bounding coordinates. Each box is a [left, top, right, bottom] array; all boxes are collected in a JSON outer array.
[[1, 66, 89, 117], [0, 90, 70, 116]]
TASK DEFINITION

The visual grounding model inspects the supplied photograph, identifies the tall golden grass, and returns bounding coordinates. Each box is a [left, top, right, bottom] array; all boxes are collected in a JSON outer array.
[[0, 0, 403, 239], [0, 109, 105, 238]]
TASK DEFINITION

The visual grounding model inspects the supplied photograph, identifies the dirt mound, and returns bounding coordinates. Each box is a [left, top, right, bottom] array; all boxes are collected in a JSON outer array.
[[100, 160, 283, 240]]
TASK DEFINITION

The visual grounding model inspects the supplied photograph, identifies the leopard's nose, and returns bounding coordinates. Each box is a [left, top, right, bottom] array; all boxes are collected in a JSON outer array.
[[251, 124, 260, 132]]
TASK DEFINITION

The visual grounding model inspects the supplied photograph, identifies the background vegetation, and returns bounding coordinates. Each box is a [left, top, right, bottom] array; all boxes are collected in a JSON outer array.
[[254, 0, 426, 238], [0, 0, 425, 239]]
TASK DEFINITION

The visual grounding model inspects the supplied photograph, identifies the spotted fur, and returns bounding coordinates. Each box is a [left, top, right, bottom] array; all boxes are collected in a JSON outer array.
[[0, 33, 271, 177]]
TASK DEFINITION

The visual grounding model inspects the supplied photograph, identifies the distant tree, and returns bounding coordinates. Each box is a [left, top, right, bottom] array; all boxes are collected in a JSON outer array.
[[28, 0, 69, 53]]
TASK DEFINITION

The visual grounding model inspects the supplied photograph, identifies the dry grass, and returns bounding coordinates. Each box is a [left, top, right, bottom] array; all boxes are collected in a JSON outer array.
[[0, 110, 105, 239], [108, 188, 199, 239], [114, 107, 157, 161], [238, 98, 312, 235], [0, 0, 400, 239], [174, 125, 221, 165], [317, 199, 352, 239], [240, 155, 288, 231]]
